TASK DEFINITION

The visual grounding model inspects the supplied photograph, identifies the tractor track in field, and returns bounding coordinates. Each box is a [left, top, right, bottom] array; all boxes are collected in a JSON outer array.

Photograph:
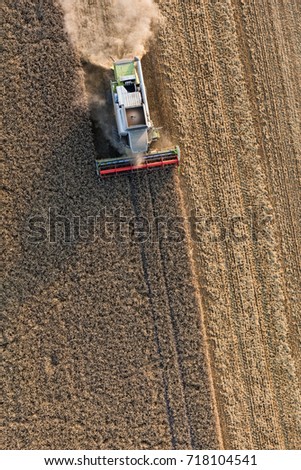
[[3, 0, 300, 450], [128, 175, 189, 449], [135, 177, 192, 448]]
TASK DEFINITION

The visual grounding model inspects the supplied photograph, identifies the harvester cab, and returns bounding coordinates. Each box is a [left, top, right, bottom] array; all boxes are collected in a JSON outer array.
[[95, 57, 180, 177]]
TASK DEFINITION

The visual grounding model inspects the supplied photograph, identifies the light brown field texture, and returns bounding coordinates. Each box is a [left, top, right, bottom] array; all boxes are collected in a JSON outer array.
[[3, 0, 300, 450]]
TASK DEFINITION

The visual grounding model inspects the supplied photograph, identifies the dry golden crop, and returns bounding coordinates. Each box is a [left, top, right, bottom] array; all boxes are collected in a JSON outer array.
[[3, 0, 300, 450]]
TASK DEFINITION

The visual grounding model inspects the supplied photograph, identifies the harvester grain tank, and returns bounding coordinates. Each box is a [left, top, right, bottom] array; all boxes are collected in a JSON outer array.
[[96, 57, 180, 176]]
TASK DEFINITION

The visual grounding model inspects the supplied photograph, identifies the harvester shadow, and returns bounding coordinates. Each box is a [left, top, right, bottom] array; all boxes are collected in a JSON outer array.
[[81, 60, 121, 161], [3, 112, 175, 316], [3, 60, 120, 316]]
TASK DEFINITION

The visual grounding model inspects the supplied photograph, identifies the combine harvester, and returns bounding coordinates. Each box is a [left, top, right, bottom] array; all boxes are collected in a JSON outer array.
[[96, 57, 180, 177]]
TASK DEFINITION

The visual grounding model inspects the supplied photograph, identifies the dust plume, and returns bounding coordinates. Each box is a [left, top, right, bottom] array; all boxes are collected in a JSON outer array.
[[59, 0, 160, 68]]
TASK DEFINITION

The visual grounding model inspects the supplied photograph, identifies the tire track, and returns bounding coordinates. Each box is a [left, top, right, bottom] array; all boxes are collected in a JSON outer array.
[[148, 171, 222, 449], [126, 167, 222, 449], [128, 174, 185, 450]]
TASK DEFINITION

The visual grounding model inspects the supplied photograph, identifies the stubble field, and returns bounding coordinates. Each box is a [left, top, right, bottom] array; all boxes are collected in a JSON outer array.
[[3, 0, 300, 449]]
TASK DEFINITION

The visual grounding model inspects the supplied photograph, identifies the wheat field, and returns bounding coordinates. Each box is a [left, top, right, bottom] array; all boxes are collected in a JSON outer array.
[[3, 0, 300, 449]]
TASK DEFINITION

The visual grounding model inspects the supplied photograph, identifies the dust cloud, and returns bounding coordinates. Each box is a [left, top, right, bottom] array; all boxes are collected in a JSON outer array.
[[59, 0, 160, 68]]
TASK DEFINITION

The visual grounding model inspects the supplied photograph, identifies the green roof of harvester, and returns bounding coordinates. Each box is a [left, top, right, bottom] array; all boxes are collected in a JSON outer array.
[[114, 61, 135, 82]]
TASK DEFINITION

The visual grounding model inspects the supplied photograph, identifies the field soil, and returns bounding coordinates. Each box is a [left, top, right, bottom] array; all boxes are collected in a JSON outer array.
[[3, 0, 300, 449]]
